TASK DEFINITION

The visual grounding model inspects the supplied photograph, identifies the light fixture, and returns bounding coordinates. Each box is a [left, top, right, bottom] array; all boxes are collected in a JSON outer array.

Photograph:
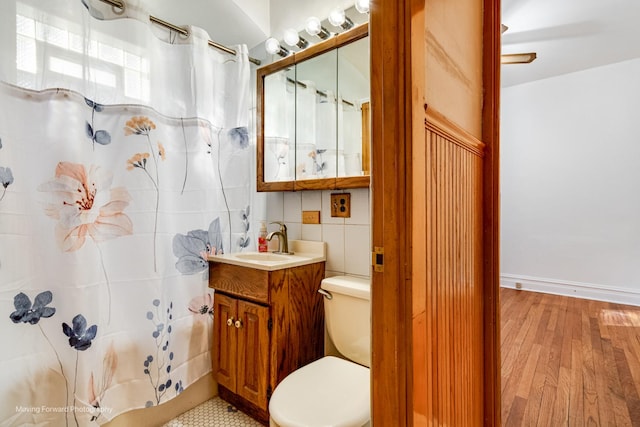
[[305, 16, 331, 40], [501, 52, 537, 64], [283, 28, 309, 49], [355, 0, 370, 14], [265, 37, 290, 57], [328, 8, 354, 30]]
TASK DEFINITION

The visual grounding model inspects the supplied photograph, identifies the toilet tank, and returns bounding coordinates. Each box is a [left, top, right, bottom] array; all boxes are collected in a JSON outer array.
[[321, 275, 371, 367]]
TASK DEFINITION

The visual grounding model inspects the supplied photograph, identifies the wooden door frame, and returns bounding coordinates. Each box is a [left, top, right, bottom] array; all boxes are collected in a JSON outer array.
[[369, 0, 501, 425], [369, 0, 413, 425], [481, 0, 502, 424]]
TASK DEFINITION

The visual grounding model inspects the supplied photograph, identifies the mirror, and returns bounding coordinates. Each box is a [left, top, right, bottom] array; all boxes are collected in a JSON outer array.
[[257, 24, 370, 191]]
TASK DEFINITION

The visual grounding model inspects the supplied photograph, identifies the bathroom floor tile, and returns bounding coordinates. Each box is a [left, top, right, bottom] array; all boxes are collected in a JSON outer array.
[[163, 397, 263, 427]]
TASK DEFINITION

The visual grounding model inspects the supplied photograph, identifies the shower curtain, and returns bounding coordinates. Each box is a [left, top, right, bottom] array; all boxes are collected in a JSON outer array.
[[0, 0, 252, 425]]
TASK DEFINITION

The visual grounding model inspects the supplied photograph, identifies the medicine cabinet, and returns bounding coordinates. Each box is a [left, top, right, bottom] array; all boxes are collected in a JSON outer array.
[[257, 24, 370, 191]]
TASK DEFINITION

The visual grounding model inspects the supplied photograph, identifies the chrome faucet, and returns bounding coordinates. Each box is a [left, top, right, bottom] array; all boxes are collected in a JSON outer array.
[[267, 221, 293, 254]]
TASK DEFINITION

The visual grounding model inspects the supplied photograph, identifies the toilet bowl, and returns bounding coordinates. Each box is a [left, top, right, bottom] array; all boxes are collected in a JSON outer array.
[[269, 275, 371, 427]]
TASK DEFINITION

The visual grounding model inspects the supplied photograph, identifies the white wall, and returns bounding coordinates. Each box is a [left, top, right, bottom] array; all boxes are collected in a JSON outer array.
[[264, 189, 371, 278], [500, 58, 640, 305]]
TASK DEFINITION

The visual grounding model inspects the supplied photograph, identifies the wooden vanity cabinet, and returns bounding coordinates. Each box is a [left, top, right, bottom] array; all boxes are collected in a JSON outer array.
[[213, 293, 269, 408], [208, 261, 325, 423]]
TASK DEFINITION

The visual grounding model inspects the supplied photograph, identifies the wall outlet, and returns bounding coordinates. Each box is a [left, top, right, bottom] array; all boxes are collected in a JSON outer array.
[[331, 193, 351, 218], [515, 282, 523, 290]]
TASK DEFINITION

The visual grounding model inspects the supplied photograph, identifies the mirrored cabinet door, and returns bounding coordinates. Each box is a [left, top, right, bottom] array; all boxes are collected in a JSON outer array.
[[294, 49, 337, 182], [257, 24, 370, 192], [263, 66, 296, 185], [337, 36, 370, 179]]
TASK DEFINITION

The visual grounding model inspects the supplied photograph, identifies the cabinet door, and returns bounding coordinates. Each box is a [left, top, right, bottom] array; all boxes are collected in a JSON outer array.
[[236, 299, 270, 409], [213, 293, 237, 392]]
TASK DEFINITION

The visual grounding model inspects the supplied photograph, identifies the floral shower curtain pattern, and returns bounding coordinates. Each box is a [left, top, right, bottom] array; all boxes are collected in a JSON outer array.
[[0, 0, 252, 425]]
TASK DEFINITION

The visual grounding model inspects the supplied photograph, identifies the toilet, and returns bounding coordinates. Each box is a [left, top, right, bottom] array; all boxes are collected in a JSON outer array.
[[269, 275, 371, 427]]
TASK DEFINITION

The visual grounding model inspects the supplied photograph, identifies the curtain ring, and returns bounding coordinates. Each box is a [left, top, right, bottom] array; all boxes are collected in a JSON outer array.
[[112, 5, 125, 15], [108, 0, 125, 15], [179, 28, 190, 40]]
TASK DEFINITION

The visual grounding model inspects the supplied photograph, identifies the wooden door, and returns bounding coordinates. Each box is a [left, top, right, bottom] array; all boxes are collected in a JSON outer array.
[[369, 0, 501, 425], [213, 293, 237, 392], [236, 299, 270, 409]]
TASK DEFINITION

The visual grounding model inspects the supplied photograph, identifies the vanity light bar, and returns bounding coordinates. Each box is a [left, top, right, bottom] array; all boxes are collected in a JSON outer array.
[[265, 2, 369, 57]]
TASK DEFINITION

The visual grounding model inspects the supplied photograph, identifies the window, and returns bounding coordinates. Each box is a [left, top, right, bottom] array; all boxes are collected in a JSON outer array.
[[15, 5, 150, 102]]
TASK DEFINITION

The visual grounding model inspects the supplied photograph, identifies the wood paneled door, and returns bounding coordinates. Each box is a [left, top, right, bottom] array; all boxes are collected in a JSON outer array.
[[369, 0, 501, 425]]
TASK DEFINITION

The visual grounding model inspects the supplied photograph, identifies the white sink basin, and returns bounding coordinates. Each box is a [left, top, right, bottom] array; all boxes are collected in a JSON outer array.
[[234, 253, 291, 262], [208, 240, 326, 271]]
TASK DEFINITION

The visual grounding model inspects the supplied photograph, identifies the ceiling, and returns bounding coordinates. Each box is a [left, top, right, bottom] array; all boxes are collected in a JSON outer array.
[[501, 0, 640, 87], [144, 0, 269, 52], [145, 0, 346, 52], [143, 1, 640, 88]]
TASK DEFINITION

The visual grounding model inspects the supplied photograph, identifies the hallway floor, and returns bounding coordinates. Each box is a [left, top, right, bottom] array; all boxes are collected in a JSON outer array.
[[163, 397, 262, 427], [501, 288, 640, 425]]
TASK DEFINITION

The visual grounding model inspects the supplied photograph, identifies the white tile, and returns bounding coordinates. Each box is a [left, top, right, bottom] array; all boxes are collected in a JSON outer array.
[[301, 190, 322, 211], [252, 190, 267, 218], [345, 188, 371, 225], [301, 223, 322, 241], [265, 192, 283, 223], [321, 190, 345, 225], [345, 225, 371, 277], [163, 397, 262, 427], [283, 192, 302, 223], [322, 224, 345, 273], [285, 221, 302, 241]]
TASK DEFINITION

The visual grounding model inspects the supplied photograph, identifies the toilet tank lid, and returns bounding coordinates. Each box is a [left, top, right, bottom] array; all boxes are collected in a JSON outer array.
[[321, 275, 370, 300]]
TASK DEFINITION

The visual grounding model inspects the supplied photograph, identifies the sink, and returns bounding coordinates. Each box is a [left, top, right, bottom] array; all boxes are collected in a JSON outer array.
[[234, 253, 291, 262], [208, 240, 326, 271]]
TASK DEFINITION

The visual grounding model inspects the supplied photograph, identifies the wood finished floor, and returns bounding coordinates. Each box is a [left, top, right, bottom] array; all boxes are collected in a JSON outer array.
[[501, 288, 640, 426]]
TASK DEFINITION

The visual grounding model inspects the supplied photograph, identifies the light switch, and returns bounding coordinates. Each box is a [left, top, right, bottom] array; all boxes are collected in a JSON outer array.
[[302, 210, 321, 224]]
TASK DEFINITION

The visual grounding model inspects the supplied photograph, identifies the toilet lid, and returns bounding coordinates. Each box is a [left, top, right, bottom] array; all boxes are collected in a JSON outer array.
[[269, 356, 370, 427]]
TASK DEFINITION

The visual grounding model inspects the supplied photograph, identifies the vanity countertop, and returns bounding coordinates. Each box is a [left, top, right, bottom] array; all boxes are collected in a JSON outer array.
[[208, 240, 326, 271]]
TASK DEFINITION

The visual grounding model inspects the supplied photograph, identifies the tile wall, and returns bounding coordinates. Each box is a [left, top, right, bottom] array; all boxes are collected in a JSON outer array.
[[264, 188, 371, 278]]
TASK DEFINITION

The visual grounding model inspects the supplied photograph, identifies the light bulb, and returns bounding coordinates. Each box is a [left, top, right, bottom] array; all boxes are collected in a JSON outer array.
[[355, 0, 370, 13], [328, 8, 354, 30], [265, 38, 280, 54], [265, 37, 289, 57], [283, 28, 309, 49], [283, 29, 300, 46], [305, 17, 322, 36], [328, 8, 346, 27], [305, 16, 331, 39]]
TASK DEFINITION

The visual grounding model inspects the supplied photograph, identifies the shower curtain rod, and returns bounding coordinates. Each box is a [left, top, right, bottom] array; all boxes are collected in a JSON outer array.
[[97, 0, 261, 66]]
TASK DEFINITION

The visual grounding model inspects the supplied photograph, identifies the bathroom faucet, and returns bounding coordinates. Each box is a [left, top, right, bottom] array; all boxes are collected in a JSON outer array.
[[267, 221, 293, 254]]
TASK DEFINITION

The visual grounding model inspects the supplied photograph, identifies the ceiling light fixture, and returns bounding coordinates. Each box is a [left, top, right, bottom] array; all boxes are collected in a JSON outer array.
[[305, 16, 331, 39], [283, 28, 309, 49], [355, 0, 370, 14], [501, 52, 537, 64], [328, 8, 354, 30], [265, 37, 290, 57]]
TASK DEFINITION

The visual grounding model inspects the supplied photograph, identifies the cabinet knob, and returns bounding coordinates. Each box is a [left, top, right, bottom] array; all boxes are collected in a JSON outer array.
[[226, 317, 234, 327], [234, 319, 243, 329]]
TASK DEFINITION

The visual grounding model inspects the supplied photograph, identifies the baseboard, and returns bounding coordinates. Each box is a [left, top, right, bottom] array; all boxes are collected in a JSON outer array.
[[500, 274, 640, 306]]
